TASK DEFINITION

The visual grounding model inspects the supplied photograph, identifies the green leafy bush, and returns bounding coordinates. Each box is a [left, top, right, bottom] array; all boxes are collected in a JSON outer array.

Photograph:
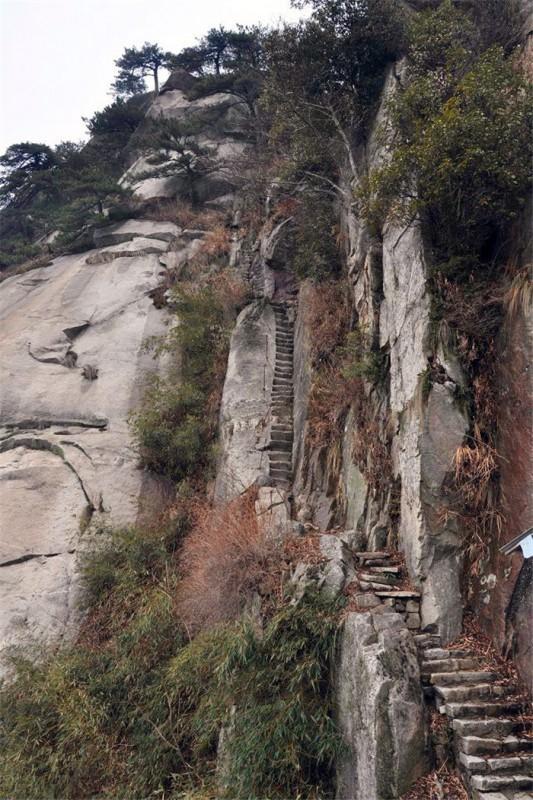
[[130, 277, 244, 483], [363, 1, 532, 275]]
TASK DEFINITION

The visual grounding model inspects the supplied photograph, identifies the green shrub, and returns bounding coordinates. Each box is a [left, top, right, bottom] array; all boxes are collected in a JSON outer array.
[[130, 279, 240, 483], [363, 2, 532, 276], [217, 593, 344, 798], [291, 191, 342, 281], [0, 519, 342, 800]]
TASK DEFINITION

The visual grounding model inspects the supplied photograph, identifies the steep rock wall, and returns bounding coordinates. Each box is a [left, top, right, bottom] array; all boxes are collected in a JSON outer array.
[[336, 608, 427, 799], [291, 68, 468, 642], [0, 221, 176, 657], [0, 78, 250, 663]]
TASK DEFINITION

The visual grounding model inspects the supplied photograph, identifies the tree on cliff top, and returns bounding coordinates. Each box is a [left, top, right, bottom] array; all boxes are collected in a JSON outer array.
[[112, 42, 175, 96]]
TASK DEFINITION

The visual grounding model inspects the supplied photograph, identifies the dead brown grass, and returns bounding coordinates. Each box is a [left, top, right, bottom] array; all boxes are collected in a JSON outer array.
[[503, 267, 533, 320], [0, 254, 53, 284], [401, 766, 468, 800], [308, 281, 351, 366], [177, 489, 281, 634], [197, 225, 232, 259]]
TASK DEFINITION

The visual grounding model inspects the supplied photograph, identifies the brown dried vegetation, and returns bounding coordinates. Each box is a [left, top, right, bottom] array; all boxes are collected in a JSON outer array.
[[177, 489, 279, 633]]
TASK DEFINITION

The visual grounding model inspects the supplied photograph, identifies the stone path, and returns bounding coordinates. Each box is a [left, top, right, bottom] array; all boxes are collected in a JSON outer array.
[[349, 550, 422, 630], [268, 301, 294, 488], [417, 634, 533, 800], [348, 549, 532, 798]]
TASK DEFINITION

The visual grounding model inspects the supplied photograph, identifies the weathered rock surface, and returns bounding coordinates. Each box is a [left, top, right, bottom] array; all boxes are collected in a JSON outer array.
[[214, 302, 275, 501], [122, 84, 248, 202], [335, 608, 428, 800], [0, 221, 176, 661]]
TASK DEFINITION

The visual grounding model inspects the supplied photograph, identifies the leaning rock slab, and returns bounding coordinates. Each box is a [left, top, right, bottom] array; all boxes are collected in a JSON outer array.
[[335, 608, 428, 800], [214, 301, 275, 501]]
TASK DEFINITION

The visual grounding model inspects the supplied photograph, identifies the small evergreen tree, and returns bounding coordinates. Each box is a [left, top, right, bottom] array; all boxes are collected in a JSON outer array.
[[111, 42, 174, 96]]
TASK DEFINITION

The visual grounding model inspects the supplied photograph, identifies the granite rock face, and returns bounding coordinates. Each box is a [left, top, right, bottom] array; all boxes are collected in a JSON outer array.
[[0, 220, 180, 660], [214, 302, 275, 501], [336, 608, 427, 800]]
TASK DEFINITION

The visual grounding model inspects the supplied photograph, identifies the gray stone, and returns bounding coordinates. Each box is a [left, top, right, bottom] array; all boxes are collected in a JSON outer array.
[[214, 302, 275, 501], [0, 237, 171, 661], [319, 535, 354, 598], [335, 609, 428, 799]]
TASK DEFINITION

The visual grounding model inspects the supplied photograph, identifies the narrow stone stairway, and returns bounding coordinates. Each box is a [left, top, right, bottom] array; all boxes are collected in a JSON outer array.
[[417, 634, 533, 799], [348, 550, 422, 629], [268, 302, 294, 488]]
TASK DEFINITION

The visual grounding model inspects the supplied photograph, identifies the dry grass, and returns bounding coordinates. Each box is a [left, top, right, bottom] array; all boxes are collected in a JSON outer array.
[[177, 489, 281, 634], [197, 224, 232, 259], [0, 254, 53, 284], [503, 267, 533, 320], [175, 202, 225, 231], [401, 766, 468, 800], [306, 282, 355, 449], [142, 198, 226, 231], [308, 281, 351, 366]]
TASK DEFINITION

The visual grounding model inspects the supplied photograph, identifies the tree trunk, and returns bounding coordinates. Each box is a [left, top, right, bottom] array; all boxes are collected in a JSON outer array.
[[154, 68, 159, 95]]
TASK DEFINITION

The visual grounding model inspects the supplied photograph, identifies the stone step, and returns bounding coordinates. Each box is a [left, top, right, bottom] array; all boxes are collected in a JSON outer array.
[[270, 428, 293, 437], [367, 566, 401, 574], [414, 633, 442, 648], [276, 358, 293, 366], [459, 735, 533, 756], [360, 580, 399, 592], [445, 701, 523, 719], [436, 684, 509, 703], [359, 571, 399, 586], [424, 648, 473, 661], [269, 440, 292, 451], [470, 773, 533, 792], [460, 752, 533, 775], [270, 469, 291, 480], [270, 461, 291, 471], [274, 368, 292, 375], [355, 551, 390, 560], [375, 590, 421, 599], [423, 658, 481, 674], [452, 718, 523, 737], [431, 671, 498, 687]]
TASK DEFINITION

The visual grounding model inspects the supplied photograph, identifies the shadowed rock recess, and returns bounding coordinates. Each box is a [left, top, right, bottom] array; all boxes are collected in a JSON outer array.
[[0, 4, 531, 799]]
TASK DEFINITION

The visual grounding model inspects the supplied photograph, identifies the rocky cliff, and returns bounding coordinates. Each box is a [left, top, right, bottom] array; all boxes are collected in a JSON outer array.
[[0, 4, 531, 799], [0, 79, 247, 663]]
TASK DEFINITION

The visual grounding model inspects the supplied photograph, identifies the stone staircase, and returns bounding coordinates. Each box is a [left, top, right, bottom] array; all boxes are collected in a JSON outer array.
[[417, 634, 533, 800], [268, 302, 295, 488], [349, 550, 422, 630]]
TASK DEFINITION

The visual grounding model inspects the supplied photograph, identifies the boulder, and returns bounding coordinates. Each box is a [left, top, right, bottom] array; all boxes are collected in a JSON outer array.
[[335, 609, 428, 799]]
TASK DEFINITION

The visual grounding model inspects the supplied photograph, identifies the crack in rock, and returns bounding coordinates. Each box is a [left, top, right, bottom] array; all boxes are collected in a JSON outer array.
[[0, 436, 96, 515], [0, 550, 76, 568], [4, 417, 108, 431], [85, 247, 167, 265]]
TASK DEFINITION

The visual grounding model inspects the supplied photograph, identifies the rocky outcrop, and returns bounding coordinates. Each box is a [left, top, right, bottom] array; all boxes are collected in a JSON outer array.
[[0, 219, 181, 660], [336, 607, 428, 800], [122, 86, 249, 203], [214, 301, 275, 501]]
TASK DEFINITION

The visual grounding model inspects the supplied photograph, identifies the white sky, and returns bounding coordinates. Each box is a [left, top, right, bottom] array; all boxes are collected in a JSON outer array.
[[0, 0, 306, 153]]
